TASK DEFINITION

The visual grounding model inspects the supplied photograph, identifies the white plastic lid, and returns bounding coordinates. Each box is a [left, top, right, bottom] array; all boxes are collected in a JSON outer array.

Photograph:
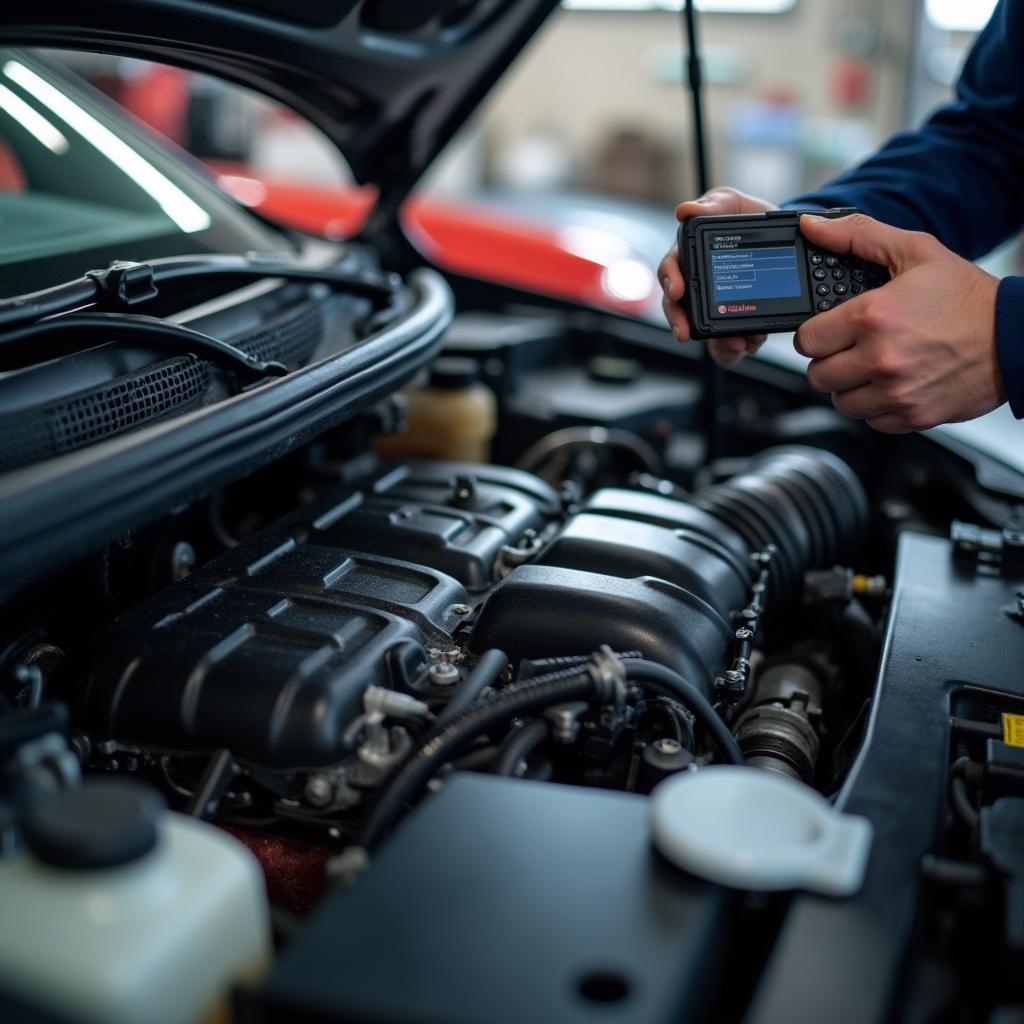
[[650, 767, 873, 896]]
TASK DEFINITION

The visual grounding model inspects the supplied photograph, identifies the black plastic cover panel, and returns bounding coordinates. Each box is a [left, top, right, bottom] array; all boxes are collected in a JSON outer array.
[[289, 461, 556, 591], [538, 512, 750, 619], [747, 531, 1024, 1024], [256, 773, 733, 1024], [80, 535, 468, 768], [472, 564, 733, 692], [79, 462, 555, 768]]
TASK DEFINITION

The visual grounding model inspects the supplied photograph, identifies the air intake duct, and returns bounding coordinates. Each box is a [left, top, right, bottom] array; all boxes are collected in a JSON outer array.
[[471, 446, 868, 696], [690, 446, 868, 604]]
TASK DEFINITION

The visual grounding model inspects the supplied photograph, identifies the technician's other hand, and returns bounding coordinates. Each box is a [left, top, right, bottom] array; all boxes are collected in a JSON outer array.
[[795, 213, 1005, 432], [659, 186, 778, 367]]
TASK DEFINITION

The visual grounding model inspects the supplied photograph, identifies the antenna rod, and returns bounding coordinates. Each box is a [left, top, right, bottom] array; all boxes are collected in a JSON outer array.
[[682, 0, 725, 465]]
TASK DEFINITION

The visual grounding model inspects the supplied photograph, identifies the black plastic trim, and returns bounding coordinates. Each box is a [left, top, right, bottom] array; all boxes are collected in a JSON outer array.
[[0, 268, 452, 599]]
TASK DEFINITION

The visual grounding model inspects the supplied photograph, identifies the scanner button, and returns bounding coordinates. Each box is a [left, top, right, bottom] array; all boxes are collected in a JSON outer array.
[[834, 283, 848, 295], [816, 284, 831, 296], [851, 268, 865, 282], [813, 268, 827, 281], [825, 255, 840, 267], [831, 267, 845, 280], [851, 282, 864, 295], [810, 253, 824, 266], [817, 300, 833, 311]]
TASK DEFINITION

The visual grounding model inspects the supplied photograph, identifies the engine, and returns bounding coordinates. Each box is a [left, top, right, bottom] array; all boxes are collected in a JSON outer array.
[[70, 446, 866, 832]]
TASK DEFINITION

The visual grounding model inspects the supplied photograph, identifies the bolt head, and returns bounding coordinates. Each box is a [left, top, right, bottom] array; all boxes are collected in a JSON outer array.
[[653, 738, 682, 755], [171, 541, 197, 581], [305, 775, 333, 807], [429, 662, 460, 686]]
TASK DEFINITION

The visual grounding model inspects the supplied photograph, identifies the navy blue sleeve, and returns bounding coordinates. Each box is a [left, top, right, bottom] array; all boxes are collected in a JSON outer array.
[[997, 278, 1024, 418], [788, 0, 1024, 418], [788, 0, 1024, 261]]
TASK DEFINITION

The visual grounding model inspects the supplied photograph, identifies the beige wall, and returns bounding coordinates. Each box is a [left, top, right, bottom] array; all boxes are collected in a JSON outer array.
[[465, 1, 918, 200]]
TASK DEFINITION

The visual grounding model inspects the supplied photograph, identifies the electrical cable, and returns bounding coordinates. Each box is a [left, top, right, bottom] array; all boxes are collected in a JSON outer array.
[[493, 719, 550, 777], [949, 755, 980, 830], [0, 252, 398, 332], [0, 312, 287, 382], [351, 653, 743, 852], [622, 660, 744, 765], [351, 668, 596, 851]]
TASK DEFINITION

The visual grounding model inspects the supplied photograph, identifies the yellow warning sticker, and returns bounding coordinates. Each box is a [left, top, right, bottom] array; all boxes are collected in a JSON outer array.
[[1003, 713, 1024, 748]]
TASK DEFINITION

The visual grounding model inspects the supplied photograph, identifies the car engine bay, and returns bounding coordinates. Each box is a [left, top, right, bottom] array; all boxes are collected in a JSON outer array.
[[3, 259, 1024, 1024]]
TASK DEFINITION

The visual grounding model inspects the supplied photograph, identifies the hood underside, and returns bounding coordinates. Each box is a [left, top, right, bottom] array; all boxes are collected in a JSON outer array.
[[0, 0, 560, 204]]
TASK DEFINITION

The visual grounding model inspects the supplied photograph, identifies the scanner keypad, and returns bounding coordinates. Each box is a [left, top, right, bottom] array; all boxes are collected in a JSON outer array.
[[806, 247, 887, 308]]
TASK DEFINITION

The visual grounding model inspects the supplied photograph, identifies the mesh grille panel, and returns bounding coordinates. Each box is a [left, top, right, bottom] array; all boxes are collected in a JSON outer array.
[[50, 357, 209, 453], [0, 356, 209, 473], [233, 299, 325, 368], [0, 296, 327, 473]]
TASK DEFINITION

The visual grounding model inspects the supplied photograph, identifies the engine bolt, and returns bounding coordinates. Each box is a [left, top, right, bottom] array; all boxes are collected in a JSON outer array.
[[429, 662, 460, 687], [305, 775, 334, 807], [653, 738, 683, 755], [450, 604, 471, 616], [171, 541, 197, 581], [735, 628, 754, 641]]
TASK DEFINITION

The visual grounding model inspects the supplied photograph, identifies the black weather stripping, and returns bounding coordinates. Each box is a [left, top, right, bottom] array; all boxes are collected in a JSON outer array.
[[0, 253, 400, 332]]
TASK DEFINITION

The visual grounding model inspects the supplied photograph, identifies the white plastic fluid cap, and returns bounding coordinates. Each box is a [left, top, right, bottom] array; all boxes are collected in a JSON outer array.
[[650, 766, 874, 897]]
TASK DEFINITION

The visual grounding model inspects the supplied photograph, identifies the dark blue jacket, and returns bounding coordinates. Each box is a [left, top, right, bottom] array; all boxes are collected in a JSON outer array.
[[788, 0, 1024, 418]]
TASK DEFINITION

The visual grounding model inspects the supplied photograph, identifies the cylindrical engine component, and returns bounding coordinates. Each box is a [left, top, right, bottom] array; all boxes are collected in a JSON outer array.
[[732, 662, 825, 782], [691, 446, 868, 604], [636, 737, 695, 794]]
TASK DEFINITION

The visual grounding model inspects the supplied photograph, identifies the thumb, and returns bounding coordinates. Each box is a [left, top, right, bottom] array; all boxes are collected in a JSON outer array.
[[799, 212, 920, 272], [676, 187, 762, 222]]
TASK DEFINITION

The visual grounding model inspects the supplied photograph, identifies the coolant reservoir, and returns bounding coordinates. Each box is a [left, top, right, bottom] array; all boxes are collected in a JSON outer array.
[[0, 779, 271, 1024], [376, 357, 497, 462]]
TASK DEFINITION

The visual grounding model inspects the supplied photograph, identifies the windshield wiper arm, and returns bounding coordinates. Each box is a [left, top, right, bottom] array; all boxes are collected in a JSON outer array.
[[0, 252, 401, 332], [0, 312, 288, 382]]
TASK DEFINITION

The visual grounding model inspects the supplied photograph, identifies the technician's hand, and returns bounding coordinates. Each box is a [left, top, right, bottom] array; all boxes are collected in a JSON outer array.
[[795, 213, 1005, 432], [659, 186, 778, 367]]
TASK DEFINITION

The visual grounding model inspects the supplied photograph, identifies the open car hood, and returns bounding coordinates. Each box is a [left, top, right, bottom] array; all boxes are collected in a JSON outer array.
[[0, 0, 559, 205]]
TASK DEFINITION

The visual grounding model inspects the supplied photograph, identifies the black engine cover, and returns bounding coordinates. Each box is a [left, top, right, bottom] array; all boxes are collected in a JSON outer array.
[[78, 462, 555, 768]]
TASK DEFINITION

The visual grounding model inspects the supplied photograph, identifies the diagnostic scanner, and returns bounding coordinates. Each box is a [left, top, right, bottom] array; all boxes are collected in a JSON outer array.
[[678, 208, 889, 340]]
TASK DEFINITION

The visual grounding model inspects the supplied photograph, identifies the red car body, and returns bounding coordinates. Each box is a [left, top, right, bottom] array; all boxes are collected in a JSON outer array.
[[211, 168, 657, 319]]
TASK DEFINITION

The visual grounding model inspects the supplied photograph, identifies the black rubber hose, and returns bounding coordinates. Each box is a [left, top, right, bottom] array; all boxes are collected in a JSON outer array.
[[352, 670, 594, 851], [493, 719, 550, 776], [949, 756, 980, 830], [354, 659, 743, 851], [436, 648, 508, 727], [623, 660, 744, 766], [0, 312, 287, 382]]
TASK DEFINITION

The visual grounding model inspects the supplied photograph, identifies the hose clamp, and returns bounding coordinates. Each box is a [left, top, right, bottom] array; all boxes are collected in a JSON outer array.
[[587, 645, 627, 708]]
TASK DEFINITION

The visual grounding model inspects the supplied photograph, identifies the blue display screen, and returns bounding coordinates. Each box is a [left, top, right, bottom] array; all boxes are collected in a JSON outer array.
[[710, 245, 800, 302]]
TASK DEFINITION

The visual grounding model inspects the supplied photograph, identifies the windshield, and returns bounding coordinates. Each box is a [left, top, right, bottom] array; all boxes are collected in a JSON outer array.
[[0, 51, 286, 296]]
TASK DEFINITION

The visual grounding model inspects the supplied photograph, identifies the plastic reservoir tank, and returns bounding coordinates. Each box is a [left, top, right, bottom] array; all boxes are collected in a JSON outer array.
[[375, 357, 497, 463], [0, 780, 271, 1024]]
